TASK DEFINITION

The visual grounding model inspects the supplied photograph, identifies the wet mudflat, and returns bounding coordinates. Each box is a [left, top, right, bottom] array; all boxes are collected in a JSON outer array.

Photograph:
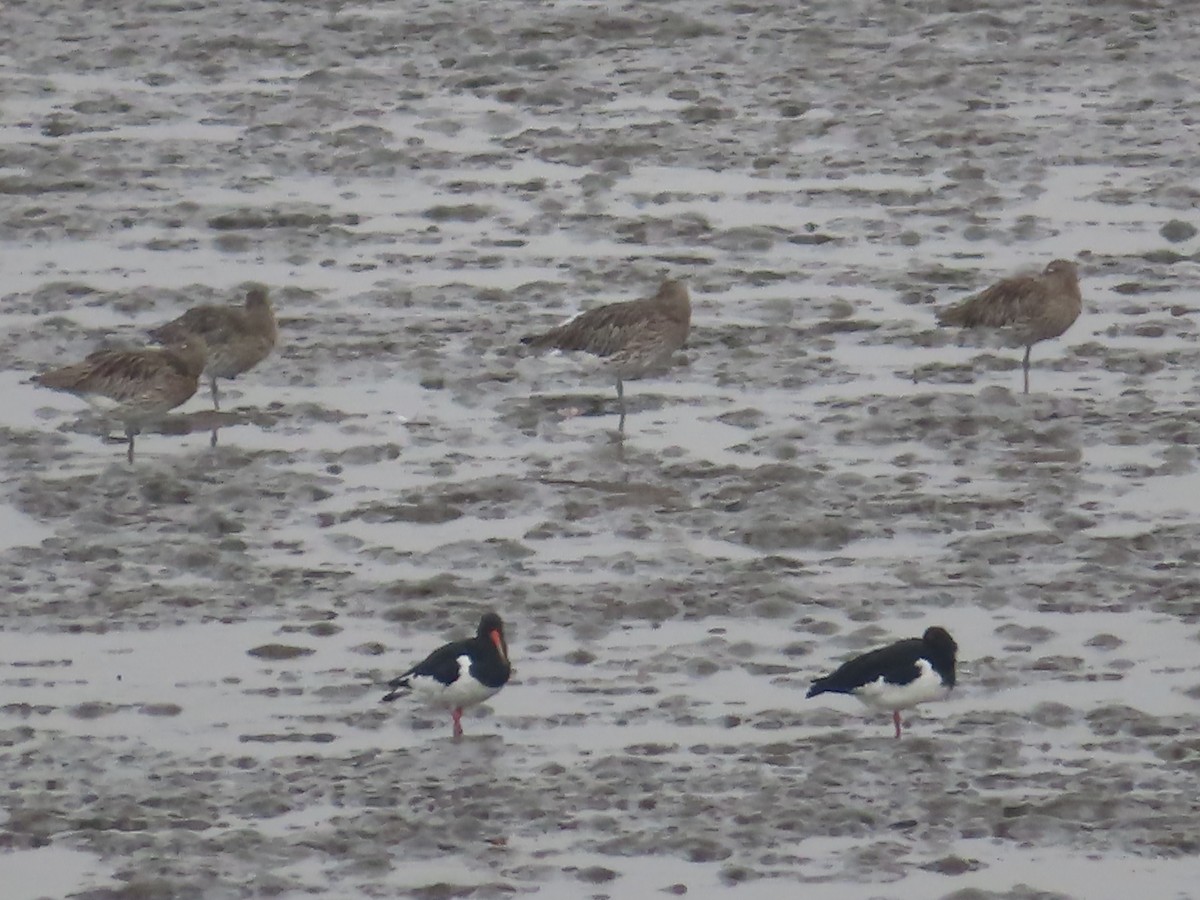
[[3, 0, 1200, 897]]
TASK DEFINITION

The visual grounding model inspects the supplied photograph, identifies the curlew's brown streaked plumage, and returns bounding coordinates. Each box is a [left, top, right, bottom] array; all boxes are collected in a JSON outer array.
[[149, 285, 277, 411], [936, 259, 1082, 394], [521, 279, 691, 430], [33, 338, 207, 462]]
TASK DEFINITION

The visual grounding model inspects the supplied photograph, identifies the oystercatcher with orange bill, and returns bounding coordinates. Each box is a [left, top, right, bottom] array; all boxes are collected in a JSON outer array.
[[806, 626, 957, 739], [382, 612, 511, 738]]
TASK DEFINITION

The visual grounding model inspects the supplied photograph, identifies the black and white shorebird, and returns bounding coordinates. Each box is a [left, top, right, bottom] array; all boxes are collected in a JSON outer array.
[[805, 626, 958, 739], [381, 612, 511, 738]]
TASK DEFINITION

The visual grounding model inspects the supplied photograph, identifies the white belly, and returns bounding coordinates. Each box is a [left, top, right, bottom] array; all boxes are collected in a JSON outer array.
[[854, 659, 950, 711], [409, 655, 501, 711]]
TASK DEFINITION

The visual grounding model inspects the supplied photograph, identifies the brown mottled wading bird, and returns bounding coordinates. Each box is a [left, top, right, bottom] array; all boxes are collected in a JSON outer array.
[[520, 279, 691, 430], [33, 338, 207, 463], [149, 285, 277, 411], [936, 259, 1082, 394]]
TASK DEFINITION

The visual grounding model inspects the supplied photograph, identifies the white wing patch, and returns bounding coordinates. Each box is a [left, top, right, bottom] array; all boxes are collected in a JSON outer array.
[[408, 654, 501, 711], [854, 658, 950, 712]]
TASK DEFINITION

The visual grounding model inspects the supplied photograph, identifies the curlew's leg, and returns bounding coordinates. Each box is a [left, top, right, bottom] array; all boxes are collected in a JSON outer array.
[[615, 377, 627, 432], [1022, 345, 1031, 395], [125, 427, 136, 464], [210, 375, 220, 411], [210, 426, 219, 448], [893, 710, 902, 739], [451, 707, 464, 739]]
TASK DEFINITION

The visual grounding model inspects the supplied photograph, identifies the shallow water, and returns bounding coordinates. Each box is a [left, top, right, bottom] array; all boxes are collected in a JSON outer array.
[[3, 0, 1200, 898]]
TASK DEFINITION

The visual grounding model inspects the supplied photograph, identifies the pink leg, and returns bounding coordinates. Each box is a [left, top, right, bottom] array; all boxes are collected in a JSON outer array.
[[893, 710, 902, 739], [452, 708, 463, 738]]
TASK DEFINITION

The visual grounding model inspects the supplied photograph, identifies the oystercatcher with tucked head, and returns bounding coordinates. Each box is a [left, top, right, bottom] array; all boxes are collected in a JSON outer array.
[[806, 626, 957, 739], [381, 612, 511, 738]]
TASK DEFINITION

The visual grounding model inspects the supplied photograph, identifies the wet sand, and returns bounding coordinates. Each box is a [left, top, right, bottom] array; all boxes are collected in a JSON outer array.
[[3, 1, 1200, 897]]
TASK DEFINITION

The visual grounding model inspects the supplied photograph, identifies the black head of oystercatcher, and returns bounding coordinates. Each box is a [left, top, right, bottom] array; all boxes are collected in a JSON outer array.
[[381, 612, 511, 738], [805, 626, 957, 738]]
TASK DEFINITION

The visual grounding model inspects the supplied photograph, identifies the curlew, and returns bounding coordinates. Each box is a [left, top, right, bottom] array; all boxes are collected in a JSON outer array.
[[381, 612, 511, 739], [521, 279, 691, 430], [149, 285, 277, 411], [33, 338, 207, 463], [806, 626, 958, 739], [936, 259, 1082, 394]]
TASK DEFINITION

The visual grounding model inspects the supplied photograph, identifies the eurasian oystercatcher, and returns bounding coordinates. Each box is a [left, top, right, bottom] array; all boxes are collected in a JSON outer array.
[[805, 626, 957, 738], [381, 612, 511, 738]]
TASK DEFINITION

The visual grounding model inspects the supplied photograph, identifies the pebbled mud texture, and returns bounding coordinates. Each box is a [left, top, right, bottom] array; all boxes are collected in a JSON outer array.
[[3, 1, 1200, 898]]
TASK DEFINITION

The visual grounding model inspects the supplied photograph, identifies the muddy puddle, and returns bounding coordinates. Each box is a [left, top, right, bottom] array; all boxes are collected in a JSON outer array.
[[3, 0, 1200, 898]]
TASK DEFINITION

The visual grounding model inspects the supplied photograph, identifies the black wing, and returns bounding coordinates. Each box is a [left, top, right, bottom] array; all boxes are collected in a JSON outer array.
[[381, 638, 473, 700], [807, 638, 923, 696]]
